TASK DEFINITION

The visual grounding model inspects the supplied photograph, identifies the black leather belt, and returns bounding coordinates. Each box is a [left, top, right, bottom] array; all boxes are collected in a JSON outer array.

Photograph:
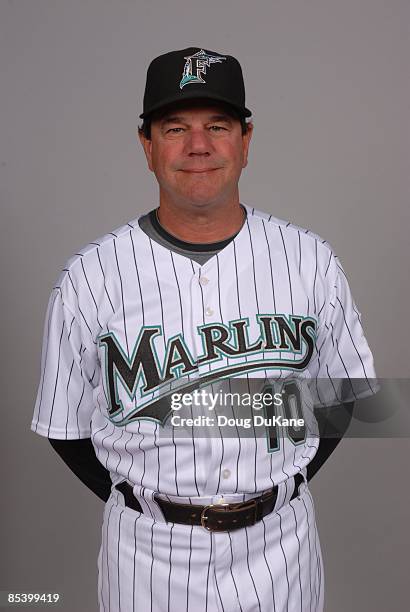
[[115, 473, 305, 532]]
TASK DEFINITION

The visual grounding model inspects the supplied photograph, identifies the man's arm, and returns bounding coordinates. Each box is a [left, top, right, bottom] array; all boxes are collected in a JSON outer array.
[[306, 402, 354, 482], [48, 438, 112, 502]]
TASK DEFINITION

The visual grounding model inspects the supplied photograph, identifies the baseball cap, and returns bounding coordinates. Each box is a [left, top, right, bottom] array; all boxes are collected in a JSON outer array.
[[139, 47, 252, 120]]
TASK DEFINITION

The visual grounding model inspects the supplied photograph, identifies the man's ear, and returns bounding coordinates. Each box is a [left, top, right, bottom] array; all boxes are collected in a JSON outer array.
[[242, 122, 253, 169], [138, 129, 154, 172]]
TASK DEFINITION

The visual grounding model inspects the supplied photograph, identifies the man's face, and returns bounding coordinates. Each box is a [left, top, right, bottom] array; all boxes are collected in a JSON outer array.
[[139, 102, 253, 209]]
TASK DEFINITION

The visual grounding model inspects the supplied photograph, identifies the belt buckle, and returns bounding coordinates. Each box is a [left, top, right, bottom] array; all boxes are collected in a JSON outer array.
[[200, 502, 230, 531], [200, 499, 257, 532]]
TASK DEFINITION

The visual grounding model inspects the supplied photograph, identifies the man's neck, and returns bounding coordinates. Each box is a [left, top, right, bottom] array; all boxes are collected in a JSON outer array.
[[156, 201, 246, 244]]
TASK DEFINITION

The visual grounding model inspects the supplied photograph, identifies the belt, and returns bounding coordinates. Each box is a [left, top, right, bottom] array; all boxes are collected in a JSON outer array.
[[115, 473, 305, 532]]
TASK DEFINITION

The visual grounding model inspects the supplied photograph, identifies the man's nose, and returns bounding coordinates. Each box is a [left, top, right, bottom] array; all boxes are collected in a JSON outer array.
[[185, 129, 212, 155]]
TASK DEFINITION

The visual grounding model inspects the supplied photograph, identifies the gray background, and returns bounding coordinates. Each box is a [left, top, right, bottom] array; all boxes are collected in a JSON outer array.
[[1, 0, 409, 610]]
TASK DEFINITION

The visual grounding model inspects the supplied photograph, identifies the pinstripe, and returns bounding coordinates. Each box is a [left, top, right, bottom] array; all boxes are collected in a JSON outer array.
[[228, 377, 241, 494], [171, 423, 180, 496], [46, 319, 65, 436], [167, 524, 174, 612], [34, 290, 60, 430], [106, 504, 114, 612], [148, 238, 170, 492], [92, 422, 109, 453], [199, 270, 206, 327], [317, 300, 325, 317], [313, 240, 318, 314], [64, 359, 75, 437], [336, 263, 347, 278], [117, 509, 124, 611], [214, 563, 226, 612], [278, 511, 290, 611], [153, 422, 160, 493], [246, 217, 270, 381], [278, 226, 294, 313], [74, 374, 86, 438], [246, 218, 260, 312], [232, 241, 242, 317], [214, 398, 225, 495], [149, 237, 166, 335], [326, 365, 343, 403], [261, 219, 293, 485], [113, 430, 126, 472], [186, 526, 194, 612], [301, 496, 313, 612], [170, 251, 185, 333], [290, 501, 303, 612], [248, 377, 260, 493], [129, 231, 145, 325], [132, 514, 142, 612], [216, 253, 241, 493], [227, 532, 243, 612], [140, 488, 155, 519], [261, 219, 288, 486], [100, 423, 116, 469], [330, 325, 353, 380], [99, 509, 107, 612], [137, 420, 146, 487], [324, 251, 332, 277], [232, 238, 259, 493], [260, 220, 278, 314], [149, 521, 155, 612], [351, 299, 361, 319], [96, 247, 115, 314], [80, 258, 103, 330], [129, 229, 146, 418], [67, 315, 75, 340], [125, 430, 135, 480], [205, 533, 213, 612], [305, 492, 320, 607], [189, 404, 200, 496], [298, 231, 302, 275], [113, 239, 130, 356], [335, 295, 373, 382], [278, 228, 308, 474], [244, 527, 262, 611], [261, 518, 277, 612], [67, 270, 95, 342]]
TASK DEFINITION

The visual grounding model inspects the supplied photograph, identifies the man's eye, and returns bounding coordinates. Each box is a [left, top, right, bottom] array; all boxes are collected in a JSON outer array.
[[209, 125, 226, 132], [166, 127, 184, 134]]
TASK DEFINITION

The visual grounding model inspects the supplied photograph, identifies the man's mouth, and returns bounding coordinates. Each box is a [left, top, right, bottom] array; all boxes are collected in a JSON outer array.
[[179, 168, 219, 173]]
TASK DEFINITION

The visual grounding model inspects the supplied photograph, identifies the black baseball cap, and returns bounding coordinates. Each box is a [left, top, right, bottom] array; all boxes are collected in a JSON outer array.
[[139, 47, 252, 120]]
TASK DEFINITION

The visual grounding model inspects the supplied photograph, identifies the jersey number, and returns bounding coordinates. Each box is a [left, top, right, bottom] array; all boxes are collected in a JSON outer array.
[[263, 382, 306, 452]]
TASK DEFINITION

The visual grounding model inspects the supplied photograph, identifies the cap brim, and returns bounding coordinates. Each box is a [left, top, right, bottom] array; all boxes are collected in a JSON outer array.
[[139, 90, 252, 119]]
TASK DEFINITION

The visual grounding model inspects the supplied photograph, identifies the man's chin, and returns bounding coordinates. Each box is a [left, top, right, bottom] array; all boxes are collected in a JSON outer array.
[[178, 194, 224, 208], [174, 186, 225, 207]]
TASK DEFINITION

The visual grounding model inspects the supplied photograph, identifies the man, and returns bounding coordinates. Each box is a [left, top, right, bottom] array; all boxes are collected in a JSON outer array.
[[31, 47, 377, 611]]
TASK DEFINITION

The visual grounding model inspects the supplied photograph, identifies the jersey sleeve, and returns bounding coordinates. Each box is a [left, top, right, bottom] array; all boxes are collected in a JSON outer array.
[[311, 253, 378, 406], [31, 284, 98, 439]]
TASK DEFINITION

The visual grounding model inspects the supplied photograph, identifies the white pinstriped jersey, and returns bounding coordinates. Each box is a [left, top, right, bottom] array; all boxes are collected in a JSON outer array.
[[31, 205, 377, 498]]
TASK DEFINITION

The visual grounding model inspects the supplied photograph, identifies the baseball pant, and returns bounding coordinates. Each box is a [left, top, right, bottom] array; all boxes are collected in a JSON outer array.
[[97, 481, 324, 612]]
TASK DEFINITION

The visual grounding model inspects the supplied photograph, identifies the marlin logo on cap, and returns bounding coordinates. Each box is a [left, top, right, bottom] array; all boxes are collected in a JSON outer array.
[[179, 49, 226, 89]]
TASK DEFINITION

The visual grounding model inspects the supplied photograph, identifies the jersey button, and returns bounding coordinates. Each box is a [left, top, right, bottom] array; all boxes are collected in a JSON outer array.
[[222, 469, 231, 479], [205, 307, 214, 316], [199, 276, 209, 286]]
